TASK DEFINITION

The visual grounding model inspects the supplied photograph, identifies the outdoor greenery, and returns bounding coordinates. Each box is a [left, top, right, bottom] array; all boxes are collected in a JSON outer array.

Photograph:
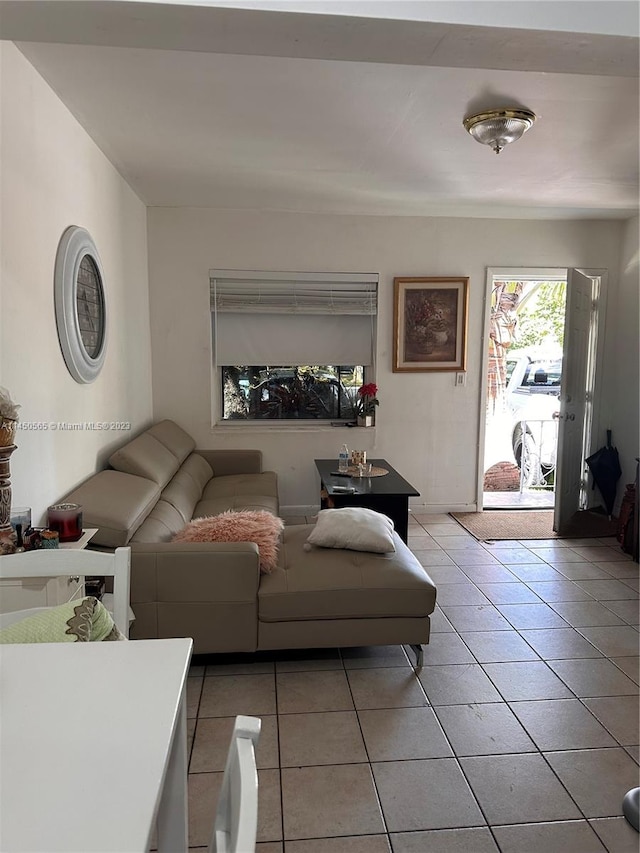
[[514, 281, 566, 350]]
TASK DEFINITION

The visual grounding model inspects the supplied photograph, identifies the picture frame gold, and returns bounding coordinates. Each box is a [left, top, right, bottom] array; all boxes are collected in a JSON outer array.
[[393, 277, 469, 372]]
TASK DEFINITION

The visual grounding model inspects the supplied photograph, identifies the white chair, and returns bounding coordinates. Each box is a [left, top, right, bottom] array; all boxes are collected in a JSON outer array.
[[0, 547, 131, 637], [211, 715, 261, 853]]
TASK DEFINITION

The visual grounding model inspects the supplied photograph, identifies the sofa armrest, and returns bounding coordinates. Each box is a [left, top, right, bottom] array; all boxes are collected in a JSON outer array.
[[195, 449, 263, 476], [128, 541, 261, 652]]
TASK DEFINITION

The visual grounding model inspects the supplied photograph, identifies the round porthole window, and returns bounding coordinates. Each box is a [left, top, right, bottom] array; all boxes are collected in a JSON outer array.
[[54, 226, 107, 383]]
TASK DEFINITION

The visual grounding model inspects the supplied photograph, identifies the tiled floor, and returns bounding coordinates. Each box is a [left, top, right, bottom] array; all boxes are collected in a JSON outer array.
[[184, 514, 639, 852]]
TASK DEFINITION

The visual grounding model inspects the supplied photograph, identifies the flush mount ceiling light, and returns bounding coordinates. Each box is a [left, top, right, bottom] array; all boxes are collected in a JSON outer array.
[[463, 108, 537, 154]]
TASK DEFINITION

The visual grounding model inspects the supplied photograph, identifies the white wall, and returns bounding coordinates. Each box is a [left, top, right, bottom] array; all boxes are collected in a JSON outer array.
[[147, 207, 628, 513], [0, 43, 153, 524], [610, 216, 639, 504]]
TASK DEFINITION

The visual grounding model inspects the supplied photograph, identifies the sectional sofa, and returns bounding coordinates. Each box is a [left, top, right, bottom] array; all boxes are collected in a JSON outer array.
[[65, 420, 437, 659]]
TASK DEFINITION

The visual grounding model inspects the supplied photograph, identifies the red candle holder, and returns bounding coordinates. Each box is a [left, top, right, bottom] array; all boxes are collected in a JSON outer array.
[[47, 503, 83, 542]]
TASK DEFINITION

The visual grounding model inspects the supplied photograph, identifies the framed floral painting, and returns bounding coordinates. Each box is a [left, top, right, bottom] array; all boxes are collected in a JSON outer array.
[[393, 277, 469, 372]]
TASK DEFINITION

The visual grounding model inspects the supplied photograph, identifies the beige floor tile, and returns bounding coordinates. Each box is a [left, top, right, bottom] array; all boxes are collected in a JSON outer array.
[[575, 579, 639, 600], [460, 630, 541, 663], [341, 644, 410, 668], [278, 711, 367, 767], [188, 768, 282, 846], [578, 625, 640, 657], [594, 561, 640, 578], [544, 747, 639, 818], [548, 658, 639, 697], [483, 661, 573, 701], [554, 562, 614, 580], [358, 706, 453, 761], [418, 663, 503, 705], [255, 843, 283, 853], [190, 714, 278, 772], [549, 600, 625, 627], [347, 667, 427, 709], [460, 753, 581, 824], [440, 605, 513, 632], [476, 583, 542, 605], [285, 836, 391, 852], [519, 628, 602, 660], [492, 820, 606, 852], [281, 764, 384, 840], [274, 648, 343, 672], [497, 603, 569, 630], [434, 535, 481, 550], [415, 513, 459, 525], [626, 744, 639, 763], [187, 677, 202, 718], [412, 549, 456, 565], [276, 670, 354, 713], [623, 577, 640, 591], [509, 698, 617, 750], [571, 545, 629, 562], [433, 584, 490, 606], [459, 564, 521, 583], [199, 674, 276, 717], [502, 564, 566, 581], [526, 580, 595, 602], [590, 817, 640, 853], [528, 547, 584, 563], [443, 551, 502, 566], [428, 607, 455, 633], [189, 664, 206, 677], [420, 523, 466, 537], [583, 695, 640, 745], [602, 598, 640, 624], [389, 826, 498, 853], [187, 718, 196, 757], [408, 538, 440, 554], [419, 632, 476, 666], [486, 548, 545, 565], [434, 702, 535, 756], [372, 758, 485, 831], [612, 656, 640, 684], [421, 564, 468, 582]]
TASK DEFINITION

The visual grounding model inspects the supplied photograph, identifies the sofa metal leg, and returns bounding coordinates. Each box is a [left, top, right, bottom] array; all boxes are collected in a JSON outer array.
[[410, 644, 423, 669]]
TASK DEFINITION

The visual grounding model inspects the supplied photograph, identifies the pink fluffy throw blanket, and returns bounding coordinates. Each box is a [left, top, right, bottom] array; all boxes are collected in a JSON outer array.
[[172, 510, 284, 573]]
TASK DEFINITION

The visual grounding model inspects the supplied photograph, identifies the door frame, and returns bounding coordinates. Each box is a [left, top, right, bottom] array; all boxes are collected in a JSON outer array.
[[476, 267, 606, 511]]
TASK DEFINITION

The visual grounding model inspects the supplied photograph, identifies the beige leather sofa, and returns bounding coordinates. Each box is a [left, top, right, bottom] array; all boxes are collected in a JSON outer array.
[[65, 420, 437, 659]]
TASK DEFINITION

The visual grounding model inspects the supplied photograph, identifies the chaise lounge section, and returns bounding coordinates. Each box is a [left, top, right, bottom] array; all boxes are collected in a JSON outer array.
[[64, 420, 437, 659]]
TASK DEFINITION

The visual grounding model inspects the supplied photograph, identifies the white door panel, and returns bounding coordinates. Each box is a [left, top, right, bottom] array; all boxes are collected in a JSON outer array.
[[554, 269, 604, 534]]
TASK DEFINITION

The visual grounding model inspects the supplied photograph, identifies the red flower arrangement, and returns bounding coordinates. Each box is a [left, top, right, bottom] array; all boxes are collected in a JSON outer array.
[[356, 383, 379, 417]]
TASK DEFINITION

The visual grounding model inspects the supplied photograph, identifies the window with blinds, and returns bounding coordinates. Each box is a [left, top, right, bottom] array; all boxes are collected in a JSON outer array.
[[210, 270, 378, 422]]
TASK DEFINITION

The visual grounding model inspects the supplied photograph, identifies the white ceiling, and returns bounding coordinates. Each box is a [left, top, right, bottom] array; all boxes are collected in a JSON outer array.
[[2, 0, 638, 219]]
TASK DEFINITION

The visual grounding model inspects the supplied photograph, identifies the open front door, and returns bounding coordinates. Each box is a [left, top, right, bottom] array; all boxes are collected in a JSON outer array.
[[554, 269, 605, 534]]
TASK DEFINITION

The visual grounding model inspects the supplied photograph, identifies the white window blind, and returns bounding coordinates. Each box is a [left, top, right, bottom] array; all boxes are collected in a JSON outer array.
[[210, 270, 378, 366]]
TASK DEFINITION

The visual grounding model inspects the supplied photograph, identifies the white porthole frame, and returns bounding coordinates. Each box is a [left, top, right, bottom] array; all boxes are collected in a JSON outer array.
[[54, 225, 107, 384]]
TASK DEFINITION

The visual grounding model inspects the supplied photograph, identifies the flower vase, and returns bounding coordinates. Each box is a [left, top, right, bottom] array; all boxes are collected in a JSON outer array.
[[357, 414, 374, 428]]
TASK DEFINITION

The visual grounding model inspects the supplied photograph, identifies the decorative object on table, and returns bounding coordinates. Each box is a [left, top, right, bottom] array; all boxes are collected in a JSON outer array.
[[338, 443, 350, 473], [351, 450, 367, 466], [0, 388, 20, 554], [393, 277, 469, 372], [22, 527, 43, 551], [47, 503, 83, 542], [463, 108, 537, 155], [40, 529, 60, 549], [54, 225, 107, 384], [355, 383, 379, 426], [10, 507, 31, 547]]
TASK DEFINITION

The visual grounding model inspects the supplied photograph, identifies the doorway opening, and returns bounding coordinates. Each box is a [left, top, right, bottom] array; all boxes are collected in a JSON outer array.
[[483, 276, 567, 509]]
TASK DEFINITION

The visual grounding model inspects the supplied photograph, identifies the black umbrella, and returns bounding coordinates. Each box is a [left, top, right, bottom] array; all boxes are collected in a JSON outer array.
[[586, 430, 622, 519]]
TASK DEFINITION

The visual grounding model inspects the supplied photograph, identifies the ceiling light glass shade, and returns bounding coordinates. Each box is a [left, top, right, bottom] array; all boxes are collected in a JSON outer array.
[[463, 109, 537, 154]]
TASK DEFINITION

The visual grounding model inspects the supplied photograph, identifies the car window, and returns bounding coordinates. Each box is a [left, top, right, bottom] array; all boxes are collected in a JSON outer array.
[[521, 360, 562, 389]]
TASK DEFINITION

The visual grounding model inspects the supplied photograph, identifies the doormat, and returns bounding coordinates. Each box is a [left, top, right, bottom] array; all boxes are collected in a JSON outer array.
[[451, 509, 619, 541]]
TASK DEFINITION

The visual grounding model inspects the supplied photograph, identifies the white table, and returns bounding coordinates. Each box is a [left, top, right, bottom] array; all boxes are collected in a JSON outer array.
[[0, 637, 193, 852]]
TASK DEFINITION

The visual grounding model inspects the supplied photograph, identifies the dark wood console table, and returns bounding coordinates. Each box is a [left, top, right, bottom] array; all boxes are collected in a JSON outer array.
[[314, 458, 420, 544]]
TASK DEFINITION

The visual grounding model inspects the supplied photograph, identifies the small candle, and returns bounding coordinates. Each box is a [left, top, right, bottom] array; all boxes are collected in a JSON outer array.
[[47, 503, 83, 542]]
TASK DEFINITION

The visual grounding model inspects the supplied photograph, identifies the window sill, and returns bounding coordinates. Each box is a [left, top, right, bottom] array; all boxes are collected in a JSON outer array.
[[212, 421, 372, 434]]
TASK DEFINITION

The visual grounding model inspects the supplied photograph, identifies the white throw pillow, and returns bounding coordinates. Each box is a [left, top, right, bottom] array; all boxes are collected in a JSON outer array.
[[305, 507, 396, 553]]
